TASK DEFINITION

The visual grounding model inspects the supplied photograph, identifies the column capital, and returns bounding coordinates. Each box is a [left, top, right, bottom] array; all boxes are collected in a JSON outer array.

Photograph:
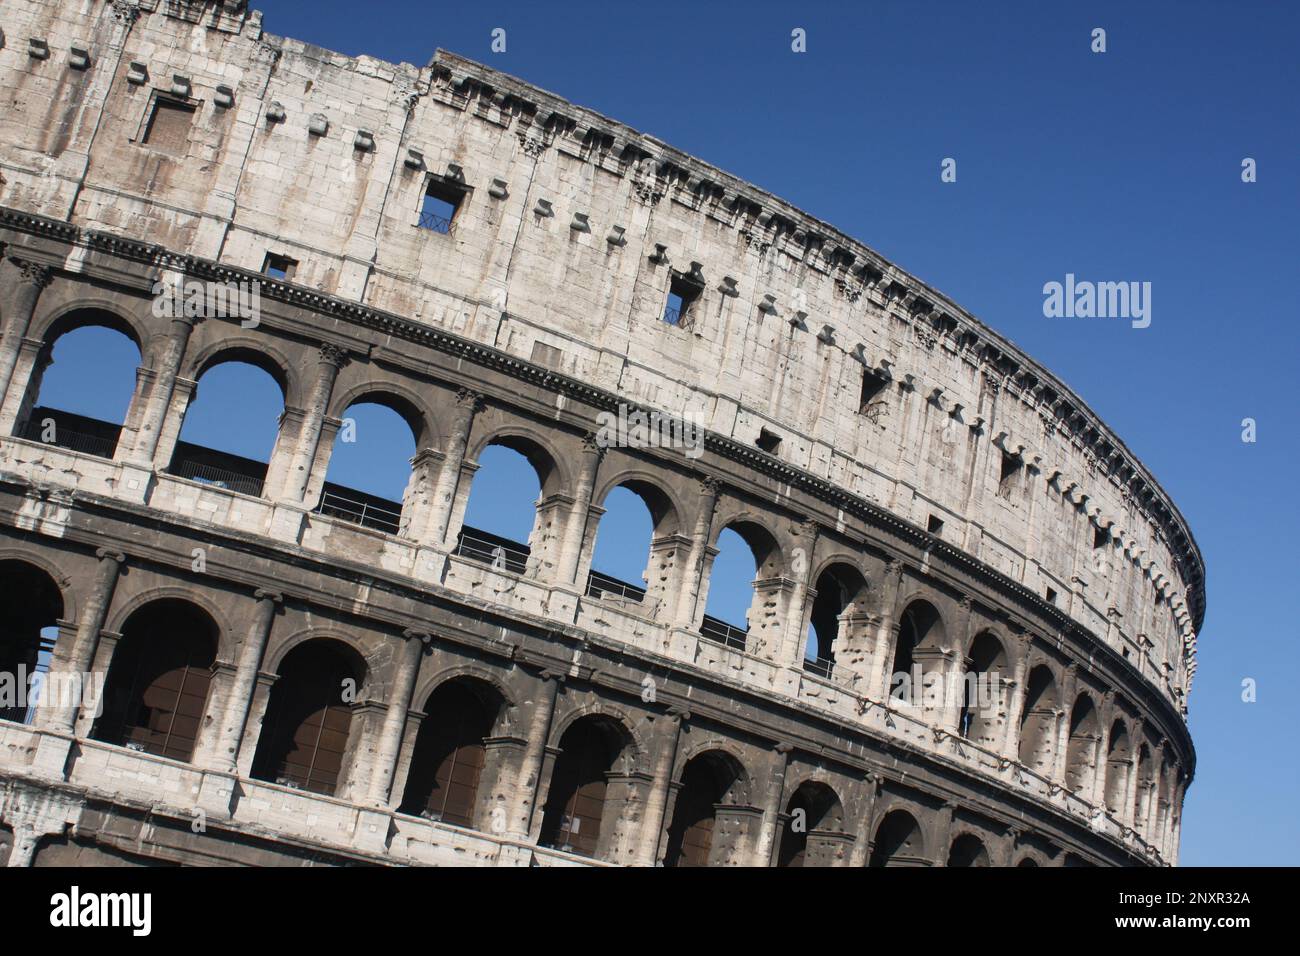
[[94, 547, 126, 565], [401, 628, 434, 645], [318, 343, 351, 369], [253, 588, 283, 604], [580, 431, 607, 459], [455, 386, 485, 412], [9, 256, 54, 291], [698, 474, 721, 497]]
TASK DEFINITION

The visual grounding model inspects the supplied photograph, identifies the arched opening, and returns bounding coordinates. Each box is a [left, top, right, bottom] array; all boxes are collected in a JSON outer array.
[[1016, 856, 1039, 867], [803, 564, 870, 679], [777, 780, 846, 867], [663, 750, 746, 868], [399, 679, 503, 828], [947, 833, 990, 867], [456, 438, 554, 575], [1064, 693, 1100, 793], [1104, 719, 1132, 814], [92, 599, 218, 763], [19, 315, 140, 458], [890, 600, 945, 705], [0, 559, 64, 725], [1133, 744, 1153, 830], [538, 715, 632, 859], [701, 521, 781, 653], [586, 481, 677, 612], [959, 631, 1007, 743], [868, 808, 926, 867], [318, 400, 419, 535], [169, 357, 286, 497], [251, 639, 366, 796], [1017, 664, 1059, 773]]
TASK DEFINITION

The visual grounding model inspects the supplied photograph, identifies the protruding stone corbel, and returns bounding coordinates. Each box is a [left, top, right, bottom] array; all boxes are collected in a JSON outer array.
[[29, 38, 50, 60], [605, 225, 625, 246], [215, 85, 235, 109], [489, 177, 509, 199], [308, 112, 329, 136], [265, 101, 286, 123], [353, 129, 375, 152], [69, 45, 91, 70], [570, 212, 590, 233], [404, 148, 424, 170], [757, 293, 778, 315], [127, 61, 148, 85], [171, 74, 191, 98]]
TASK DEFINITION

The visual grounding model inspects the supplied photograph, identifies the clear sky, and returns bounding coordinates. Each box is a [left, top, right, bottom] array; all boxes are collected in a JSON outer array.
[[35, 0, 1299, 865]]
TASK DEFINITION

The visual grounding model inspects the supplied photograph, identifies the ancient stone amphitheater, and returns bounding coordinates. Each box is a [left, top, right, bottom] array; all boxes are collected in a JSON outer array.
[[0, 0, 1201, 867]]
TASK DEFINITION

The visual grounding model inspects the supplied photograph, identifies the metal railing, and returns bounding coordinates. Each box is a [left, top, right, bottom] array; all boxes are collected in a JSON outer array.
[[454, 528, 529, 575], [314, 488, 402, 535], [19, 414, 119, 459], [700, 614, 747, 652], [418, 209, 454, 234], [170, 457, 265, 497], [586, 570, 646, 603], [802, 657, 835, 680]]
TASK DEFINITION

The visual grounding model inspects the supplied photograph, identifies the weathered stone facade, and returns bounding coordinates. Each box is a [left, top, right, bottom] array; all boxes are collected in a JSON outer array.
[[0, 0, 1200, 866]]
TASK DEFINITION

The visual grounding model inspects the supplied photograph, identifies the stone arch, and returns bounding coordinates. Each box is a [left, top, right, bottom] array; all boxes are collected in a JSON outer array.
[[1018, 663, 1060, 773], [91, 597, 220, 763], [538, 711, 639, 859], [777, 778, 847, 867], [467, 425, 569, 498], [701, 516, 785, 654], [947, 831, 991, 867], [31, 301, 150, 356], [548, 700, 650, 769], [1133, 742, 1154, 831], [868, 807, 927, 867], [328, 381, 440, 451], [185, 340, 294, 404], [251, 636, 369, 796], [0, 548, 77, 623], [0, 557, 67, 724], [804, 560, 871, 671], [1064, 691, 1101, 793], [663, 748, 751, 867], [410, 661, 517, 721], [890, 598, 947, 704], [398, 675, 507, 828], [586, 473, 684, 610], [959, 630, 1008, 744], [1104, 718, 1133, 814], [104, 584, 235, 662], [262, 628, 374, 690]]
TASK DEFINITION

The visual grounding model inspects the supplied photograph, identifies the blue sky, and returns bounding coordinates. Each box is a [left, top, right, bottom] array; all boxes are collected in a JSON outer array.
[[36, 0, 1299, 864]]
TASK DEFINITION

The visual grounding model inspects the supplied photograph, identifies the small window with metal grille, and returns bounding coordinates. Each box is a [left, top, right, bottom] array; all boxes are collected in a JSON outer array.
[[419, 178, 464, 234], [262, 252, 297, 281], [141, 95, 196, 156], [663, 272, 702, 327]]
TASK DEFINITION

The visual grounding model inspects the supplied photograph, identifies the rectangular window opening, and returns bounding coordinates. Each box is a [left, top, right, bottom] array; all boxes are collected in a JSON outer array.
[[756, 428, 781, 455], [141, 95, 196, 155], [419, 179, 464, 234], [1093, 525, 1110, 550], [998, 451, 1023, 498], [262, 252, 297, 281], [1045, 586, 1058, 605], [663, 273, 701, 326], [859, 368, 888, 413], [927, 514, 944, 536]]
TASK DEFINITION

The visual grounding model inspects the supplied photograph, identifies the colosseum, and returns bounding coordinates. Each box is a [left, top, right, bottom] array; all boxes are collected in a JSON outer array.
[[0, 0, 1201, 868]]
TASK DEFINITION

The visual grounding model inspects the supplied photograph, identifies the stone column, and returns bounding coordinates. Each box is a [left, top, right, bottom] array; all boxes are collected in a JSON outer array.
[[425, 388, 482, 547], [554, 434, 604, 586], [210, 589, 280, 772], [867, 559, 904, 702], [1001, 630, 1032, 761], [634, 708, 686, 866], [368, 630, 428, 807], [847, 771, 883, 867], [0, 257, 52, 426], [673, 476, 720, 630], [281, 344, 349, 503], [511, 670, 562, 837], [941, 597, 974, 731], [778, 518, 819, 667], [236, 673, 278, 778], [37, 548, 124, 734], [1052, 663, 1079, 783], [931, 800, 956, 866], [754, 742, 793, 865], [130, 311, 199, 467]]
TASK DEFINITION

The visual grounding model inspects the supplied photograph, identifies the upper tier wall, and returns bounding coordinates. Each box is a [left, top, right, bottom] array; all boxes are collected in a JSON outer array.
[[0, 0, 1203, 712]]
